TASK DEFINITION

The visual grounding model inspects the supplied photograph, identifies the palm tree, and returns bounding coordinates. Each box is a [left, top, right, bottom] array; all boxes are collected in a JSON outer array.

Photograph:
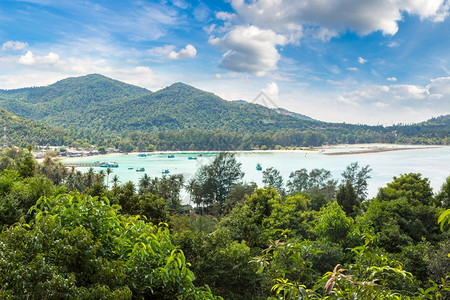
[[112, 174, 120, 189], [106, 167, 112, 189], [138, 173, 151, 194], [85, 167, 94, 188]]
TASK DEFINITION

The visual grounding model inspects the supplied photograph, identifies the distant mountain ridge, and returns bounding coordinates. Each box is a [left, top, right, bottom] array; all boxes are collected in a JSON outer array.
[[0, 74, 448, 148], [0, 75, 321, 133]]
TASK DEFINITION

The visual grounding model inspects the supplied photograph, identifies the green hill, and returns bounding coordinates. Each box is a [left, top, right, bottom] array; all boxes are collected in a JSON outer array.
[[0, 76, 324, 133], [0, 74, 152, 129], [0, 107, 72, 146], [0, 74, 448, 149]]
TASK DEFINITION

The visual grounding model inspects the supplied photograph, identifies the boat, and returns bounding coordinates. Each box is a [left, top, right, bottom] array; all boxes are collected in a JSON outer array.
[[162, 169, 170, 174], [138, 153, 147, 157], [100, 161, 119, 168], [197, 153, 203, 157], [256, 163, 262, 171], [128, 167, 134, 170], [136, 167, 145, 172], [188, 156, 197, 160], [168, 154, 175, 158]]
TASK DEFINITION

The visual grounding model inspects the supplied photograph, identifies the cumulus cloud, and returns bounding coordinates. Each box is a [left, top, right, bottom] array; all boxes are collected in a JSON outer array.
[[166, 44, 197, 60], [329, 78, 450, 124], [358, 56, 367, 64], [210, 0, 450, 76], [2, 41, 28, 51], [17, 51, 36, 65], [387, 77, 397, 81], [336, 77, 450, 113], [229, 0, 449, 37], [262, 82, 279, 103], [17, 51, 60, 65], [209, 25, 287, 76]]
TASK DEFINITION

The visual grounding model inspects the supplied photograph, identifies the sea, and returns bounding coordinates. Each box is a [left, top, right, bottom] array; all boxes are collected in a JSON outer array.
[[62, 144, 450, 203]]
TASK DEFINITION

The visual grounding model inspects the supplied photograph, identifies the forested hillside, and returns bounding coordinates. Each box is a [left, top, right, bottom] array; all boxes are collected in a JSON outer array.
[[0, 149, 448, 299], [0, 74, 448, 149]]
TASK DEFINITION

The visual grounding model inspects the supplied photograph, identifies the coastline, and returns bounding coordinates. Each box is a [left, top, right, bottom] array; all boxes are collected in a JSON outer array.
[[57, 144, 444, 163], [322, 146, 440, 156]]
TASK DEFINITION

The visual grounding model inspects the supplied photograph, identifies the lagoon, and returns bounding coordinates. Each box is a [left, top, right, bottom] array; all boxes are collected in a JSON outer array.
[[63, 144, 450, 202]]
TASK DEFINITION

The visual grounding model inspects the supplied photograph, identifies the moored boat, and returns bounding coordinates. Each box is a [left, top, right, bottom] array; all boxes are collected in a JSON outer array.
[[256, 163, 262, 171], [136, 167, 145, 172]]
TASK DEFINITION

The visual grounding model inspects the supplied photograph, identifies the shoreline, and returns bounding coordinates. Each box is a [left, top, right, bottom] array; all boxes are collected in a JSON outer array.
[[57, 144, 444, 163], [323, 146, 439, 156]]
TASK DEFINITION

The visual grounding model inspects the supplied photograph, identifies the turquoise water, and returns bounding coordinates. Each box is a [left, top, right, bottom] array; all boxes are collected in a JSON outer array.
[[63, 145, 450, 203]]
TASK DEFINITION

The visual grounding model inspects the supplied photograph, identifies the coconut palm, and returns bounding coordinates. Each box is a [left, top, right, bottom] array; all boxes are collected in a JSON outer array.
[[138, 173, 151, 194], [112, 174, 120, 189]]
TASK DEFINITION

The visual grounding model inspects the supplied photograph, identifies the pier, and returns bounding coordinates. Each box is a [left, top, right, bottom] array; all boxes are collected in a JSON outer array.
[[64, 162, 101, 168]]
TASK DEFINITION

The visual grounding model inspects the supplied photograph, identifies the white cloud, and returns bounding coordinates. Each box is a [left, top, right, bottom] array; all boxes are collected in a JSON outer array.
[[2, 41, 28, 51], [170, 0, 189, 9], [427, 76, 450, 96], [148, 45, 175, 57], [262, 82, 279, 103], [358, 56, 367, 64], [374, 101, 389, 108], [216, 11, 236, 21], [209, 25, 287, 76], [166, 44, 197, 60], [387, 77, 397, 81], [229, 0, 449, 38], [17, 51, 60, 65], [18, 51, 36, 65], [40, 52, 60, 64], [347, 67, 358, 71], [387, 41, 400, 47]]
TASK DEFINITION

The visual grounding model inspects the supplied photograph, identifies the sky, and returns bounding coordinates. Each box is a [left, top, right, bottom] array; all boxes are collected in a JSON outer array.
[[1, 0, 450, 125]]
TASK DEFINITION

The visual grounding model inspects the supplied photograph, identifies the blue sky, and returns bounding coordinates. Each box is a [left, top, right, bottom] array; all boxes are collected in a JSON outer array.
[[1, 0, 450, 125]]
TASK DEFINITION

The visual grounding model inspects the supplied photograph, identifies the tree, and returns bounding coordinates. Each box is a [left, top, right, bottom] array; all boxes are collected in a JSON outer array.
[[364, 173, 443, 252], [262, 167, 284, 195], [336, 181, 359, 218], [341, 162, 372, 201], [0, 193, 218, 299], [106, 167, 112, 189], [111, 174, 120, 188], [314, 201, 353, 244], [15, 150, 36, 178], [436, 175, 450, 208], [187, 152, 244, 211], [138, 173, 151, 194], [286, 168, 309, 194]]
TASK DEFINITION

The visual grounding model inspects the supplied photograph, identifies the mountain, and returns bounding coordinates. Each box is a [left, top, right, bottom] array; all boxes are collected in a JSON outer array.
[[0, 76, 322, 133], [0, 74, 448, 149], [273, 107, 313, 121], [0, 74, 152, 128], [0, 107, 72, 146]]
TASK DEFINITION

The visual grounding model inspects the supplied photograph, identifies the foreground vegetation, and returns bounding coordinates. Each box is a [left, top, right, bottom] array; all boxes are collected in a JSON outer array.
[[0, 148, 449, 299]]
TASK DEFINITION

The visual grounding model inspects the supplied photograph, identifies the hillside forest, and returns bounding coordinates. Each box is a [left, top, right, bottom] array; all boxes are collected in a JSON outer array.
[[0, 148, 449, 299]]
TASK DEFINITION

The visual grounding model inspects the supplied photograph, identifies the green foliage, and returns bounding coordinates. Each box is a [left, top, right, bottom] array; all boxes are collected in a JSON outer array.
[[173, 229, 260, 300], [187, 152, 244, 212], [262, 167, 285, 196], [335, 181, 359, 218], [314, 201, 354, 244], [0, 192, 219, 299], [341, 161, 372, 201], [364, 173, 443, 252], [1, 74, 448, 149], [436, 175, 450, 208]]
